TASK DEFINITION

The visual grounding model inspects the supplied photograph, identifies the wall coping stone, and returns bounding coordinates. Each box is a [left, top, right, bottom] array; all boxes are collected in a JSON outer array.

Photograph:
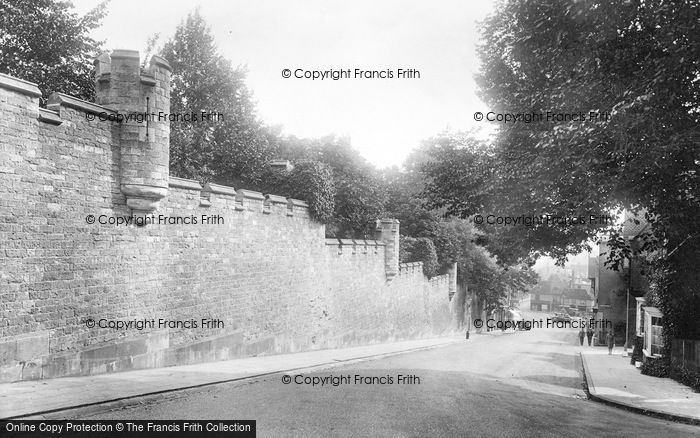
[[38, 108, 62, 125], [47, 92, 117, 116], [288, 198, 309, 208], [110, 49, 140, 59], [237, 189, 265, 201], [326, 238, 384, 247], [378, 218, 400, 225], [202, 183, 236, 197], [140, 75, 156, 86], [0, 73, 42, 98], [150, 55, 173, 72], [168, 177, 202, 191], [265, 194, 288, 204]]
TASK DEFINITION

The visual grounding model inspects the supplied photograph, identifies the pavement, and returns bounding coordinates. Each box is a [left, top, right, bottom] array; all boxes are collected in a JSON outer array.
[[0, 335, 463, 419], [581, 349, 700, 425]]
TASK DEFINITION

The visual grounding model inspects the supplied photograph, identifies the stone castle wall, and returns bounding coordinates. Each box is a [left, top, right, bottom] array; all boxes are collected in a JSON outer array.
[[0, 51, 460, 383]]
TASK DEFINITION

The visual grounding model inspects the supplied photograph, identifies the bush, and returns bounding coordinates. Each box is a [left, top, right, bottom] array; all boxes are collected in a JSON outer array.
[[400, 236, 439, 278], [640, 357, 670, 378], [640, 356, 700, 393], [669, 362, 700, 393], [630, 336, 643, 365], [258, 160, 336, 224], [286, 160, 336, 223]]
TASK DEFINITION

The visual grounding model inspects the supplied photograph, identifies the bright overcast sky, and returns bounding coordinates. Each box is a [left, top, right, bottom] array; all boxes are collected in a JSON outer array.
[[73, 0, 496, 168]]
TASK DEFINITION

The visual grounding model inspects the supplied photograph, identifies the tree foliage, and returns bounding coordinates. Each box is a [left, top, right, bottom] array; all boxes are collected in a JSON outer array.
[[386, 142, 539, 312], [274, 135, 386, 238], [423, 1, 699, 270], [422, 0, 699, 339], [258, 160, 336, 224], [160, 10, 273, 187], [477, 0, 700, 340], [0, 0, 109, 101], [432, 218, 538, 312], [399, 236, 439, 278], [162, 11, 384, 238]]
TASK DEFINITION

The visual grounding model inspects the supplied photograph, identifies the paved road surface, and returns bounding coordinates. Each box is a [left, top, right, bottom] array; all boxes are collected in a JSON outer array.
[[55, 313, 699, 437]]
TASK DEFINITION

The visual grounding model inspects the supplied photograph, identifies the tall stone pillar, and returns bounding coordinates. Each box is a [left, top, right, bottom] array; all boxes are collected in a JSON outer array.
[[375, 218, 400, 281], [94, 50, 172, 214], [448, 262, 458, 300]]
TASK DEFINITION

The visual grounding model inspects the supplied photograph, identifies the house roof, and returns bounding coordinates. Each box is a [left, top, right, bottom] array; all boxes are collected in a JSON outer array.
[[644, 306, 663, 317], [562, 288, 590, 300]]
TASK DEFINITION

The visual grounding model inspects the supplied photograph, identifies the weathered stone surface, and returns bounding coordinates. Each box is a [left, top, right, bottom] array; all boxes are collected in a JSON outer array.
[[16, 332, 49, 361], [0, 58, 458, 383], [0, 339, 17, 366]]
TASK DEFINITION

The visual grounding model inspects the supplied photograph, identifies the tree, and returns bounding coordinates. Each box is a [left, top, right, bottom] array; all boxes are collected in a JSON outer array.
[[399, 236, 439, 277], [388, 198, 441, 238], [258, 160, 336, 224], [385, 146, 540, 307], [316, 137, 386, 238], [431, 217, 538, 307], [383, 162, 442, 238], [160, 10, 273, 187], [425, 1, 699, 263], [423, 1, 699, 346], [0, 0, 109, 101], [274, 135, 387, 238], [475, 0, 699, 264]]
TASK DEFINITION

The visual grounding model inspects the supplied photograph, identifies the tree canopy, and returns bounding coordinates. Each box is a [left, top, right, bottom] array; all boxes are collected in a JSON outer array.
[[272, 135, 387, 238], [385, 138, 539, 311], [160, 9, 274, 187], [0, 0, 109, 101], [422, 0, 699, 340], [425, 0, 699, 266]]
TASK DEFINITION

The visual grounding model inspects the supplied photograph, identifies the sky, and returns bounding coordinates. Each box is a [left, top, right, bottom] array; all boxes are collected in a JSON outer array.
[[72, 0, 496, 168]]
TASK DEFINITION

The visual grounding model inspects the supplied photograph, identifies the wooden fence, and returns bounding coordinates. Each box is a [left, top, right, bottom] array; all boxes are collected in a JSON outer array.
[[671, 339, 700, 372]]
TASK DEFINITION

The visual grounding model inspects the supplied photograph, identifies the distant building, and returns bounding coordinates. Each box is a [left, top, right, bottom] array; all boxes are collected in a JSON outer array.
[[561, 288, 594, 312], [529, 292, 556, 312], [530, 253, 593, 313], [589, 211, 650, 346], [529, 275, 567, 311]]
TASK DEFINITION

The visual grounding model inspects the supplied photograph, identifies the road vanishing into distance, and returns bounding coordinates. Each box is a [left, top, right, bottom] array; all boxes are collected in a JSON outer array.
[[52, 311, 699, 437]]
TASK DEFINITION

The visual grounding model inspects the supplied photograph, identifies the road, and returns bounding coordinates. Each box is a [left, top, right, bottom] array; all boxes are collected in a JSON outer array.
[[56, 312, 699, 437]]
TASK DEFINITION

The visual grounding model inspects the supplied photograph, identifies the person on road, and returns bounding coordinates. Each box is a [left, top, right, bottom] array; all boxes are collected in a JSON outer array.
[[586, 326, 594, 346], [578, 327, 585, 346], [606, 329, 615, 355]]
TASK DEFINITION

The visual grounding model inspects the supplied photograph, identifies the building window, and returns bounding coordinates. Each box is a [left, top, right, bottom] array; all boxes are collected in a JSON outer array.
[[650, 316, 663, 356], [643, 307, 663, 358]]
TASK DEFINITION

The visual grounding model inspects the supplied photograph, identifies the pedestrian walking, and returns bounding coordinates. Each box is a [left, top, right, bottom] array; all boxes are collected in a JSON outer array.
[[578, 327, 585, 346], [586, 326, 594, 346], [606, 329, 615, 355]]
